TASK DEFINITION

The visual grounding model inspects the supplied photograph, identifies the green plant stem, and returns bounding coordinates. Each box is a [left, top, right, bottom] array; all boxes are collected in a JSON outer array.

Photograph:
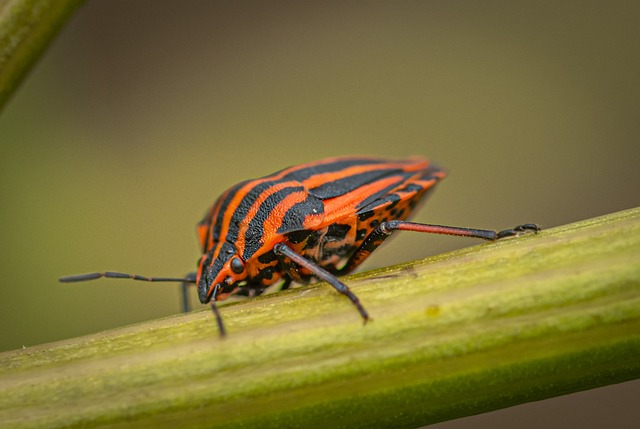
[[1, 207, 639, 429], [0, 0, 84, 110]]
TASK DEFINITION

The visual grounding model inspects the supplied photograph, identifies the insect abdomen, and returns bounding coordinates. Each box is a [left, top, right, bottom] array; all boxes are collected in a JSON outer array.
[[284, 160, 446, 277]]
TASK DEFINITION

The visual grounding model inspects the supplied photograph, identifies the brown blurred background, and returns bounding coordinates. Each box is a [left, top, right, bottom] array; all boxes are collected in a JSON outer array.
[[0, 1, 638, 427]]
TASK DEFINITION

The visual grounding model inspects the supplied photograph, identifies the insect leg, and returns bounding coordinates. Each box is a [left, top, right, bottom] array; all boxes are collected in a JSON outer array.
[[381, 220, 539, 240], [209, 283, 227, 338], [280, 277, 293, 291], [340, 220, 540, 274], [273, 243, 370, 323], [210, 301, 227, 338], [180, 272, 197, 313]]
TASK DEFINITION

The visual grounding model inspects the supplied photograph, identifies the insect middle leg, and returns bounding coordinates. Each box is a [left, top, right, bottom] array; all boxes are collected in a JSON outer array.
[[273, 243, 370, 323], [338, 220, 540, 275]]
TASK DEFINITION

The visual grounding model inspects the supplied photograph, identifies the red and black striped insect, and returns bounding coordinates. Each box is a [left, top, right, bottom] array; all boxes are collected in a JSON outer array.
[[60, 156, 538, 336]]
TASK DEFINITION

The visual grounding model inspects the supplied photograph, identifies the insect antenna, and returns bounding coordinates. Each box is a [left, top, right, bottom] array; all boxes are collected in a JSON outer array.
[[59, 272, 196, 283], [59, 271, 196, 313]]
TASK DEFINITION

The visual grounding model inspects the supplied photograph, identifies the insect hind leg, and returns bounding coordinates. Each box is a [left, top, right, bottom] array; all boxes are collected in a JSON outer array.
[[384, 220, 540, 240], [338, 220, 540, 275]]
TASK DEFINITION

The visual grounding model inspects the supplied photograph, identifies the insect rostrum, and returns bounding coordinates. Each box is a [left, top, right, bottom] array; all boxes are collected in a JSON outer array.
[[60, 156, 539, 337]]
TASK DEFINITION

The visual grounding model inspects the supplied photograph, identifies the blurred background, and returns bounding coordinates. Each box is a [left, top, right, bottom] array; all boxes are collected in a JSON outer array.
[[0, 1, 638, 426]]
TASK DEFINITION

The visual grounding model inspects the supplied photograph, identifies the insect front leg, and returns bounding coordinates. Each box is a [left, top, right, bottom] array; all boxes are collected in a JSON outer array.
[[273, 244, 370, 323], [208, 283, 227, 338], [339, 220, 540, 274], [180, 272, 197, 313]]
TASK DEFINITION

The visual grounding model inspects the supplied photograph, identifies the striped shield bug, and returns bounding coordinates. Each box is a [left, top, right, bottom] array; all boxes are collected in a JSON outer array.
[[60, 156, 539, 337]]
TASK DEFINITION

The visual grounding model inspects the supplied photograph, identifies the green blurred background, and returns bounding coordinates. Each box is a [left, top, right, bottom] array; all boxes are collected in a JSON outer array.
[[0, 1, 639, 426]]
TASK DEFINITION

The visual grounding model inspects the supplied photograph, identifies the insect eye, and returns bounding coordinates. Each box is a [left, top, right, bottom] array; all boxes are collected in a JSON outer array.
[[230, 257, 244, 274]]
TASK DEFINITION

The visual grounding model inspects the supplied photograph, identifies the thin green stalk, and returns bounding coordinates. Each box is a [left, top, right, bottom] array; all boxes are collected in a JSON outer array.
[[0, 0, 84, 110], [1, 207, 639, 429]]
